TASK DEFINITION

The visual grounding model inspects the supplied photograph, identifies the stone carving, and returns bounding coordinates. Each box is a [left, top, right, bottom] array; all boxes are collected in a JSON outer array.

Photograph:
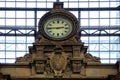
[[0, 73, 10, 80], [84, 53, 101, 64], [15, 54, 32, 64], [49, 52, 67, 77], [109, 73, 120, 80], [35, 60, 46, 74], [71, 59, 83, 73], [116, 61, 120, 72]]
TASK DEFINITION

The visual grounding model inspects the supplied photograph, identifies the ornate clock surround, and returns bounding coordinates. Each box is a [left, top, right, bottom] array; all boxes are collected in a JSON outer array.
[[24, 1, 100, 77], [38, 2, 79, 41]]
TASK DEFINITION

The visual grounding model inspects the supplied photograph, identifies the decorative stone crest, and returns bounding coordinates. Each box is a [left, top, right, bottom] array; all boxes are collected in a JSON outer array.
[[49, 52, 67, 77]]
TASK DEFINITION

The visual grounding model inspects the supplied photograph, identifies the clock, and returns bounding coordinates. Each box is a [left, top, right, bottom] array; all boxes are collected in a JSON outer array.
[[38, 8, 79, 41], [43, 16, 73, 39]]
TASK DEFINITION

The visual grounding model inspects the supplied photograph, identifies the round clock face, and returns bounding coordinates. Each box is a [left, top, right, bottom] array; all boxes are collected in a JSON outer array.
[[44, 16, 73, 39]]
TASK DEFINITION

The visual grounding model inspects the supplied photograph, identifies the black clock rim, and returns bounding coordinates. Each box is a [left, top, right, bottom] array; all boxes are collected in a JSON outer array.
[[38, 11, 79, 41]]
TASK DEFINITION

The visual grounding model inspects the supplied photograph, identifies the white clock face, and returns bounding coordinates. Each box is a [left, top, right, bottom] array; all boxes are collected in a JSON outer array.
[[44, 16, 73, 39]]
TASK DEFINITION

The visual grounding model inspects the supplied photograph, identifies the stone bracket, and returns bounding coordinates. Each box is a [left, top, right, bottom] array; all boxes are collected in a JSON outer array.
[[70, 59, 83, 73], [34, 59, 46, 74]]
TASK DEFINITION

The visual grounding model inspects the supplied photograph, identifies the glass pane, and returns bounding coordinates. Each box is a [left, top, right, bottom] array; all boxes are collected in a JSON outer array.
[[16, 52, 26, 57], [6, 44, 15, 50], [0, 59, 5, 63], [16, 11, 26, 18], [27, 2, 36, 8], [27, 11, 34, 18], [110, 52, 118, 58], [6, 11, 15, 18], [27, 19, 34, 26], [0, 11, 5, 17], [0, 2, 5, 7], [46, 3, 53, 8], [16, 44, 26, 51], [100, 44, 109, 51], [16, 19, 26, 26], [110, 59, 117, 64], [79, 2, 88, 8], [89, 37, 99, 43], [37, 11, 47, 18], [6, 52, 15, 58], [81, 19, 88, 26], [100, 52, 109, 58], [0, 52, 5, 58], [27, 44, 33, 51], [27, 37, 34, 43], [90, 52, 99, 57], [88, 44, 99, 51], [100, 11, 109, 18], [16, 2, 25, 8], [70, 11, 78, 18], [6, 2, 15, 7], [110, 44, 120, 50], [110, 19, 118, 26], [0, 36, 5, 43], [110, 11, 119, 18], [17, 37, 26, 43], [81, 11, 88, 18], [69, 3, 78, 8], [81, 37, 88, 43], [6, 59, 15, 63], [89, 2, 99, 8], [6, 37, 15, 43], [6, 19, 15, 26], [110, 2, 118, 7], [110, 36, 120, 43], [101, 59, 109, 64], [0, 44, 5, 50], [0, 19, 5, 25], [100, 19, 109, 26], [90, 11, 99, 18], [100, 37, 109, 43], [90, 19, 99, 26], [100, 2, 109, 7]]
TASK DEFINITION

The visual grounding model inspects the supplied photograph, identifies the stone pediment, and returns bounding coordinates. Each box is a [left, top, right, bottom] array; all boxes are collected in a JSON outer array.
[[15, 35, 100, 77], [14, 1, 102, 78], [15, 42, 100, 65]]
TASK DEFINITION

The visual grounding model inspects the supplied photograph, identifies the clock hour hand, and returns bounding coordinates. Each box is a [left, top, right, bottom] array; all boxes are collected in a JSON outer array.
[[56, 27, 64, 29], [47, 27, 64, 29]]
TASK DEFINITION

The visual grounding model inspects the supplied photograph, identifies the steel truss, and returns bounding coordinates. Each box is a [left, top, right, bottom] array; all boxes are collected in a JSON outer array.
[[0, 7, 120, 38]]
